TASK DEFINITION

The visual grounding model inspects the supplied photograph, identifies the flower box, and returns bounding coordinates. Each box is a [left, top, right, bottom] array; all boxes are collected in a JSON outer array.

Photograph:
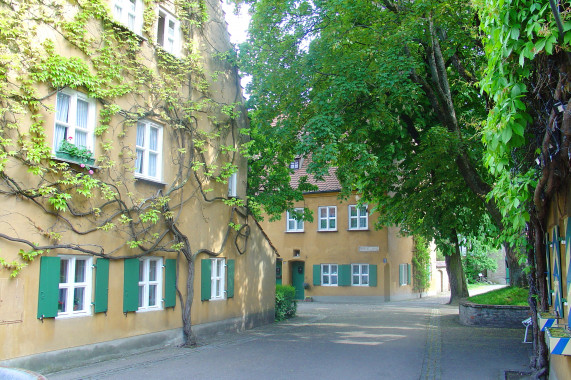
[[545, 327, 571, 356], [55, 151, 95, 166], [538, 311, 559, 331]]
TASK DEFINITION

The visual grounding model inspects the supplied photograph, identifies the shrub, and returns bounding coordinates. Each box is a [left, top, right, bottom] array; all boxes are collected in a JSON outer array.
[[275, 285, 297, 321]]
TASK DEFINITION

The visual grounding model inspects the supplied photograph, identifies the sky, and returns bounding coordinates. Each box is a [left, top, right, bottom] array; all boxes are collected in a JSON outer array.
[[221, 1, 250, 44]]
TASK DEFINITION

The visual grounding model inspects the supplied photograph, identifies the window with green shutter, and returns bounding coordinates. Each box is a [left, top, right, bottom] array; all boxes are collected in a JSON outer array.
[[164, 259, 176, 308], [123, 258, 140, 313], [201, 258, 212, 301], [369, 265, 377, 287], [226, 259, 234, 298], [94, 258, 109, 313], [338, 264, 351, 286], [37, 256, 60, 319]]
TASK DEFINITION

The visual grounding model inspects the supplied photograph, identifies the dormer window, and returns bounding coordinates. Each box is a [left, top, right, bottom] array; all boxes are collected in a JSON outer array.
[[289, 158, 301, 170]]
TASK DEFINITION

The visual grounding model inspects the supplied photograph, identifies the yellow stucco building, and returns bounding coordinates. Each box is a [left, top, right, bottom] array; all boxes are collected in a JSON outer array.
[[0, 0, 276, 373], [259, 157, 436, 302]]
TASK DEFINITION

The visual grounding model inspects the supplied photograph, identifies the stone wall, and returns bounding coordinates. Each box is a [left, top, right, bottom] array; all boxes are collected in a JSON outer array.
[[459, 301, 531, 328]]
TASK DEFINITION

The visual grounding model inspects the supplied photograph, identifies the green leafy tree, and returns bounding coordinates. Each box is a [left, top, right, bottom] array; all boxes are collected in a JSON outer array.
[[412, 236, 431, 293], [239, 0, 511, 302], [476, 0, 570, 375]]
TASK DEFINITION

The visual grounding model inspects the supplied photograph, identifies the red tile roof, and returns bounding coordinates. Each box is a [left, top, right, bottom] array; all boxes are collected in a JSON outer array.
[[290, 157, 341, 193]]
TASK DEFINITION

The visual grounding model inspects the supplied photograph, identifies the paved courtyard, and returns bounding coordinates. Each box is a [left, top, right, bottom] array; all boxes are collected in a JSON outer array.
[[48, 294, 532, 380]]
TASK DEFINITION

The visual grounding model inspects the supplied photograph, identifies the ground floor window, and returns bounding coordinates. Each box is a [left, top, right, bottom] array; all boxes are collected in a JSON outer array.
[[138, 257, 163, 311], [211, 258, 226, 300], [352, 264, 369, 286], [399, 263, 411, 286], [58, 256, 93, 317], [321, 264, 338, 286]]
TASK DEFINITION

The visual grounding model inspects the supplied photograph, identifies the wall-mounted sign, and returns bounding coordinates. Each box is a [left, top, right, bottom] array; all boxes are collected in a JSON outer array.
[[358, 246, 379, 252]]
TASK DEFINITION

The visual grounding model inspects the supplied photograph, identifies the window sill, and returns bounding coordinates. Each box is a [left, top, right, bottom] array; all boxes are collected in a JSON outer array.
[[347, 228, 370, 232], [285, 230, 304, 233], [136, 307, 164, 313], [53, 152, 98, 169], [545, 327, 571, 355], [134, 175, 167, 186], [56, 312, 92, 319], [317, 229, 338, 232]]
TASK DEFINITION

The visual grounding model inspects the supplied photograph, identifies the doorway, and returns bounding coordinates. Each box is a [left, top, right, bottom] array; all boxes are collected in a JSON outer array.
[[291, 261, 305, 300]]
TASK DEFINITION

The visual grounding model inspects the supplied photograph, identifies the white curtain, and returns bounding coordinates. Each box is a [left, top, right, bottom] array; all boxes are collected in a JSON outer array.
[[135, 149, 143, 174], [56, 93, 70, 123], [148, 153, 157, 177], [54, 125, 67, 151], [149, 127, 158, 151]]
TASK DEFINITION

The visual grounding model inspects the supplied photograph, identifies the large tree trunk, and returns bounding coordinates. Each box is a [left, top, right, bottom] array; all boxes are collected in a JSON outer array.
[[446, 230, 469, 304], [505, 243, 527, 287], [182, 258, 196, 347]]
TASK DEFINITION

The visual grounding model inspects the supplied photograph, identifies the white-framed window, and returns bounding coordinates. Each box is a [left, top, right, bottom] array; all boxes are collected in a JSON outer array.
[[211, 258, 226, 300], [289, 158, 300, 169], [228, 172, 237, 197], [286, 208, 304, 232], [58, 255, 93, 318], [157, 7, 181, 56], [135, 120, 163, 181], [399, 263, 410, 286], [54, 89, 96, 153], [318, 206, 337, 231], [113, 0, 144, 35], [349, 204, 368, 230], [138, 257, 163, 311], [352, 264, 369, 286], [321, 264, 338, 286]]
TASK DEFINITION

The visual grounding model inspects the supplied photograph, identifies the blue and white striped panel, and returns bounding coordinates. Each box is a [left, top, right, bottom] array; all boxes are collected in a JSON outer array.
[[540, 316, 556, 331], [551, 337, 571, 356], [553, 226, 563, 318]]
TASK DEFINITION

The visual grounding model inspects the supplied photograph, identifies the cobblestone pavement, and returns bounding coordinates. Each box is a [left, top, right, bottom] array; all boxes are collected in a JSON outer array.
[[48, 292, 532, 380]]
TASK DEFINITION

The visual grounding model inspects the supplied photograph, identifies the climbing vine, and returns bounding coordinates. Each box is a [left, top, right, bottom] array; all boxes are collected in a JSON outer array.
[[0, 0, 249, 346], [412, 236, 431, 294]]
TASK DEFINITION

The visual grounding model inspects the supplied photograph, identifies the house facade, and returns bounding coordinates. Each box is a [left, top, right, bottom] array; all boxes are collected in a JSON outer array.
[[261, 158, 433, 302], [0, 0, 275, 373]]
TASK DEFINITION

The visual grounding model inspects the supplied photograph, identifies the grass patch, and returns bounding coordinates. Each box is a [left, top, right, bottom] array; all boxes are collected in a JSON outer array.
[[467, 286, 529, 306]]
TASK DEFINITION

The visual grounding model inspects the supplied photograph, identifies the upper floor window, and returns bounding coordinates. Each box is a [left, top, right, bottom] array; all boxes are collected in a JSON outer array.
[[318, 206, 337, 231], [348, 205, 368, 230], [228, 172, 237, 197], [399, 263, 411, 286], [286, 208, 304, 232], [289, 158, 301, 169], [138, 257, 163, 311], [352, 264, 369, 286], [211, 258, 226, 300], [113, 0, 143, 35], [157, 7, 180, 56], [54, 89, 96, 153], [321, 264, 338, 286], [135, 120, 163, 181], [58, 255, 93, 317]]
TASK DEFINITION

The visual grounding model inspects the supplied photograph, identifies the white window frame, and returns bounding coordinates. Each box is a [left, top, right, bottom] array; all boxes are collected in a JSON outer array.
[[135, 119, 163, 181], [228, 172, 237, 197], [53, 89, 96, 153], [57, 255, 93, 318], [113, 0, 144, 35], [352, 264, 369, 286], [321, 264, 338, 286], [138, 257, 163, 311], [286, 208, 304, 232], [399, 263, 409, 286], [348, 204, 368, 230], [211, 258, 226, 300], [157, 7, 181, 56], [318, 206, 337, 231]]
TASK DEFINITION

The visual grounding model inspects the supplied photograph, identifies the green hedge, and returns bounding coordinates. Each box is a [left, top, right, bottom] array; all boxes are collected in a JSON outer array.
[[275, 285, 297, 321]]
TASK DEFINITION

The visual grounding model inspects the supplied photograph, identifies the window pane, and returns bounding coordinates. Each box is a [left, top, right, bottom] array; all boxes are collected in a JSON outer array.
[[288, 220, 294, 230], [362, 277, 369, 285], [73, 287, 85, 311], [128, 14, 135, 30], [353, 265, 359, 274], [139, 261, 144, 281], [157, 14, 165, 45], [136, 123, 145, 147], [55, 124, 67, 150], [353, 275, 359, 284], [350, 206, 356, 216], [60, 259, 68, 283], [362, 265, 368, 274], [148, 153, 157, 177], [138, 285, 144, 307], [331, 275, 338, 285], [322, 276, 329, 285], [320, 208, 326, 218], [149, 260, 157, 281], [149, 127, 158, 151], [148, 284, 157, 306], [331, 265, 338, 274], [135, 149, 144, 174], [329, 208, 335, 217], [76, 99, 89, 129], [320, 219, 326, 229], [359, 217, 366, 228], [75, 259, 86, 282], [56, 93, 70, 123], [350, 219, 357, 229], [75, 130, 87, 148], [322, 265, 329, 274], [58, 288, 67, 312], [329, 219, 335, 229]]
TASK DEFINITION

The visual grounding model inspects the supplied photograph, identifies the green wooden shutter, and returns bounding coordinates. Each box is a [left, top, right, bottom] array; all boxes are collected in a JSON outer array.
[[201, 259, 212, 301], [407, 263, 411, 285], [94, 258, 109, 313], [339, 264, 351, 286], [369, 265, 377, 287], [226, 259, 235, 298], [313, 264, 321, 286], [123, 258, 140, 313], [164, 259, 176, 308], [37, 256, 60, 319]]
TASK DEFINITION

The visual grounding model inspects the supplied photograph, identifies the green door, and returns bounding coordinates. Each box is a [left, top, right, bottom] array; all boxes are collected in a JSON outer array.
[[276, 259, 283, 285], [291, 261, 305, 300]]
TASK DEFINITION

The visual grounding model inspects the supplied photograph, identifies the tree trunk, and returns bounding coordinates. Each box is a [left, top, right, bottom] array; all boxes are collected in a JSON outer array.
[[505, 243, 527, 287], [182, 258, 196, 347], [446, 231, 469, 304]]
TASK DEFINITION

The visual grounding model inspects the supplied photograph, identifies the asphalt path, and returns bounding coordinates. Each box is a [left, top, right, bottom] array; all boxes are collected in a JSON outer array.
[[48, 293, 532, 380]]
